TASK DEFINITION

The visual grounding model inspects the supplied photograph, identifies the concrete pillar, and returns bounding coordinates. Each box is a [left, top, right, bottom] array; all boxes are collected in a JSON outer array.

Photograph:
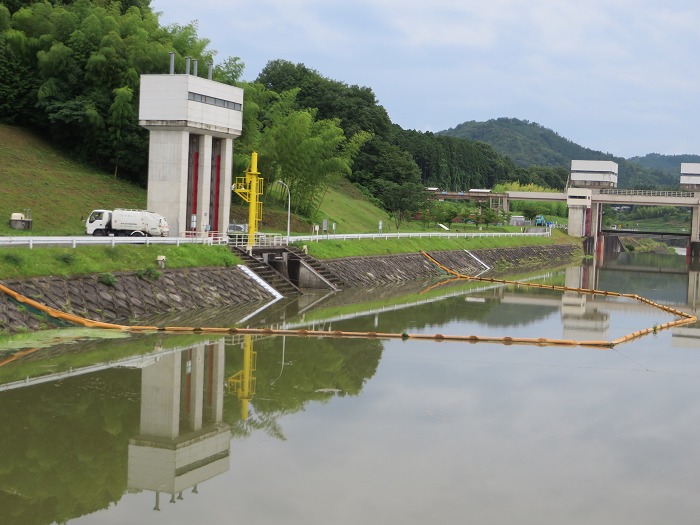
[[189, 343, 205, 431], [590, 202, 602, 235], [218, 137, 234, 232], [196, 135, 213, 236], [211, 339, 226, 422], [139, 353, 181, 439], [688, 269, 700, 310], [691, 205, 700, 243], [146, 130, 190, 236], [567, 206, 587, 237]]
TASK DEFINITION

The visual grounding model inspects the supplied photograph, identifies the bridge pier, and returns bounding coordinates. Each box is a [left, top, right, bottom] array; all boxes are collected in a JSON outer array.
[[689, 242, 700, 258]]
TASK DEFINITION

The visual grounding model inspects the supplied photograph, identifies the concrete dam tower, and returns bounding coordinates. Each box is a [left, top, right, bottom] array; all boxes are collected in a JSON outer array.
[[139, 54, 244, 235]]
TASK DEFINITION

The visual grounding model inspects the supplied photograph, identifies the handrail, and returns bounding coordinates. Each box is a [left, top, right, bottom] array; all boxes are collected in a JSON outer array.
[[289, 230, 551, 242], [0, 235, 229, 248], [0, 230, 549, 248]]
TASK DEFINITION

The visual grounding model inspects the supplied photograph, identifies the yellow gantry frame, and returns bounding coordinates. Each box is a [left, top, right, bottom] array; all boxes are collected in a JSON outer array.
[[226, 335, 257, 420], [233, 152, 264, 249]]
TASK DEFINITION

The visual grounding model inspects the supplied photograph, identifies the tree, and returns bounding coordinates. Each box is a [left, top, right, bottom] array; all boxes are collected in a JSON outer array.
[[213, 56, 245, 85], [1, 1, 217, 184], [376, 180, 427, 230]]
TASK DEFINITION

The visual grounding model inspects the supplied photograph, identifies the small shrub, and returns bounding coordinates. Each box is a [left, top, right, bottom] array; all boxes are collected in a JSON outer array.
[[136, 267, 161, 281], [144, 267, 161, 281], [2, 253, 23, 266], [98, 272, 116, 287], [56, 252, 76, 265]]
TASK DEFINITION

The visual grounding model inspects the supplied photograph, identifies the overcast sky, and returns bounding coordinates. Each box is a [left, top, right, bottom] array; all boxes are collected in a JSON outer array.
[[151, 0, 700, 158]]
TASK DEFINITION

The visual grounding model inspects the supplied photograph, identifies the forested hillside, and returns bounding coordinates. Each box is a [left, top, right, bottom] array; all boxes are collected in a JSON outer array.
[[440, 117, 680, 189], [628, 153, 700, 174]]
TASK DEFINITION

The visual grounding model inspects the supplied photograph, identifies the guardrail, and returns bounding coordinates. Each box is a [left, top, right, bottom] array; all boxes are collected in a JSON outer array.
[[0, 234, 229, 248], [0, 229, 550, 249], [290, 230, 551, 242], [599, 189, 695, 198]]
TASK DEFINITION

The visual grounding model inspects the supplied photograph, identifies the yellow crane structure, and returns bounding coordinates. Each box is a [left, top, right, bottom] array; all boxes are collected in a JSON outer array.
[[233, 151, 264, 250], [226, 335, 257, 420]]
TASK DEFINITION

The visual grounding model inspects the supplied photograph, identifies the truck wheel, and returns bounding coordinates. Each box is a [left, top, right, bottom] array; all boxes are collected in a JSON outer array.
[[92, 229, 105, 236], [130, 231, 145, 237]]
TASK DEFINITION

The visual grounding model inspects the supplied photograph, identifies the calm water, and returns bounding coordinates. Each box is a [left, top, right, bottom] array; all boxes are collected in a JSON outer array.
[[2, 252, 700, 525]]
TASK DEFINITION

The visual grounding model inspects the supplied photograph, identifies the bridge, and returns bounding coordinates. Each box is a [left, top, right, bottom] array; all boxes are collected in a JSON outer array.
[[427, 160, 700, 257]]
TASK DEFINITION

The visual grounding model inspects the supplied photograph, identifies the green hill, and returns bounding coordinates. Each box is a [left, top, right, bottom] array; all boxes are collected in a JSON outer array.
[[627, 153, 700, 175], [439, 117, 680, 189], [0, 124, 389, 236], [0, 124, 146, 235]]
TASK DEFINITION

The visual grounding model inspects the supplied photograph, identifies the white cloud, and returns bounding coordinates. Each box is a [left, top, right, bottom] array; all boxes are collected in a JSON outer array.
[[152, 0, 700, 156]]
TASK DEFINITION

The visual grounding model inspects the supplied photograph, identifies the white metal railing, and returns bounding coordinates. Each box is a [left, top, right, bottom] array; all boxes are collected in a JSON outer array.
[[289, 230, 551, 242], [0, 234, 229, 248], [0, 230, 550, 249], [227, 233, 287, 248]]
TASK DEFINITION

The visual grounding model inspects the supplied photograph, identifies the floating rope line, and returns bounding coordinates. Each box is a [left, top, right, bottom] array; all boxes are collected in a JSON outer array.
[[419, 251, 697, 347], [1, 257, 697, 350]]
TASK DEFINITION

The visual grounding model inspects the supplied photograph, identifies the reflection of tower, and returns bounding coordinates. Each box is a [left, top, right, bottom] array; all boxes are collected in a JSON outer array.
[[227, 335, 257, 420], [688, 266, 700, 312], [561, 266, 610, 340], [128, 340, 231, 510]]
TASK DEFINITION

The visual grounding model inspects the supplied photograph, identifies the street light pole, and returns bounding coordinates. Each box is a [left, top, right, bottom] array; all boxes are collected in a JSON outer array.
[[275, 180, 290, 244]]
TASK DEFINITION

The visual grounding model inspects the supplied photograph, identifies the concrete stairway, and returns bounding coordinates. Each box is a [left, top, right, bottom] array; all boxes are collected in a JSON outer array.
[[285, 246, 345, 290], [231, 247, 302, 296]]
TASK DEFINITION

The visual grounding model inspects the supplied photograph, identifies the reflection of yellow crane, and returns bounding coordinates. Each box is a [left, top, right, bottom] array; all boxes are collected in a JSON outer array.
[[227, 335, 257, 419], [233, 151, 263, 250]]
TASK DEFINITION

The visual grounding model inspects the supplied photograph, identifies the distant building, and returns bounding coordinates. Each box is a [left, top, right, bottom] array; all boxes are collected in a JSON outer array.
[[570, 160, 618, 189], [680, 163, 700, 192]]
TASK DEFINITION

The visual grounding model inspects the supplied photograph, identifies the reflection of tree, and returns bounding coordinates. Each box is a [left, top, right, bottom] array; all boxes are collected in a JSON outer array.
[[311, 292, 558, 334], [224, 336, 383, 439], [0, 369, 141, 525], [0, 334, 384, 523]]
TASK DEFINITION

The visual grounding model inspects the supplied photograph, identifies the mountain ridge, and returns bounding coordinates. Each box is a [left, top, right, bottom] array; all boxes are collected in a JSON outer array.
[[438, 117, 691, 188]]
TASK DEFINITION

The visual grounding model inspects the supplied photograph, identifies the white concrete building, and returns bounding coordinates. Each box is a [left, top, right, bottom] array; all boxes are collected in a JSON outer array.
[[566, 187, 593, 237], [570, 160, 618, 189], [139, 60, 244, 235], [680, 163, 700, 192]]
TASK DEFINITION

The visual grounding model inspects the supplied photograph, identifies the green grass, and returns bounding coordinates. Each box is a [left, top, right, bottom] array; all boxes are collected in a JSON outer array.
[[253, 175, 391, 235], [0, 245, 240, 279], [0, 124, 146, 236], [613, 216, 691, 233], [298, 228, 579, 259], [315, 177, 391, 233]]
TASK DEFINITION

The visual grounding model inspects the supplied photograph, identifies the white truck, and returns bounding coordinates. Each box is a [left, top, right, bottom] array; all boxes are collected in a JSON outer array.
[[86, 209, 169, 237]]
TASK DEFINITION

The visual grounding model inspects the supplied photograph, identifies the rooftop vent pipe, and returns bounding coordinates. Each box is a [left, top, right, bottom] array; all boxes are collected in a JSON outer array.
[[193, 59, 198, 77], [185, 56, 191, 75], [169, 52, 175, 74], [208, 63, 213, 80]]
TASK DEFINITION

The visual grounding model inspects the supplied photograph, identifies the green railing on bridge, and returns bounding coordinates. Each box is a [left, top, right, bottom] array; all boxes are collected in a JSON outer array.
[[599, 189, 695, 198]]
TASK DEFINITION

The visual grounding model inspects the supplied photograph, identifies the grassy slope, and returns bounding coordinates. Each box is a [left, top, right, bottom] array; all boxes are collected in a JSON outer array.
[[301, 228, 579, 258], [0, 124, 146, 235]]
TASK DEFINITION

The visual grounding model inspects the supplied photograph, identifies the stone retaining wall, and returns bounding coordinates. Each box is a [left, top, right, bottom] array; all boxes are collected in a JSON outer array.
[[0, 244, 581, 334], [0, 266, 272, 333], [326, 244, 581, 287]]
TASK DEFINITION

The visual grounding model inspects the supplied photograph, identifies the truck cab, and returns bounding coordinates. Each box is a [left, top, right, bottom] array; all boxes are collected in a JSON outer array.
[[86, 210, 111, 236]]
